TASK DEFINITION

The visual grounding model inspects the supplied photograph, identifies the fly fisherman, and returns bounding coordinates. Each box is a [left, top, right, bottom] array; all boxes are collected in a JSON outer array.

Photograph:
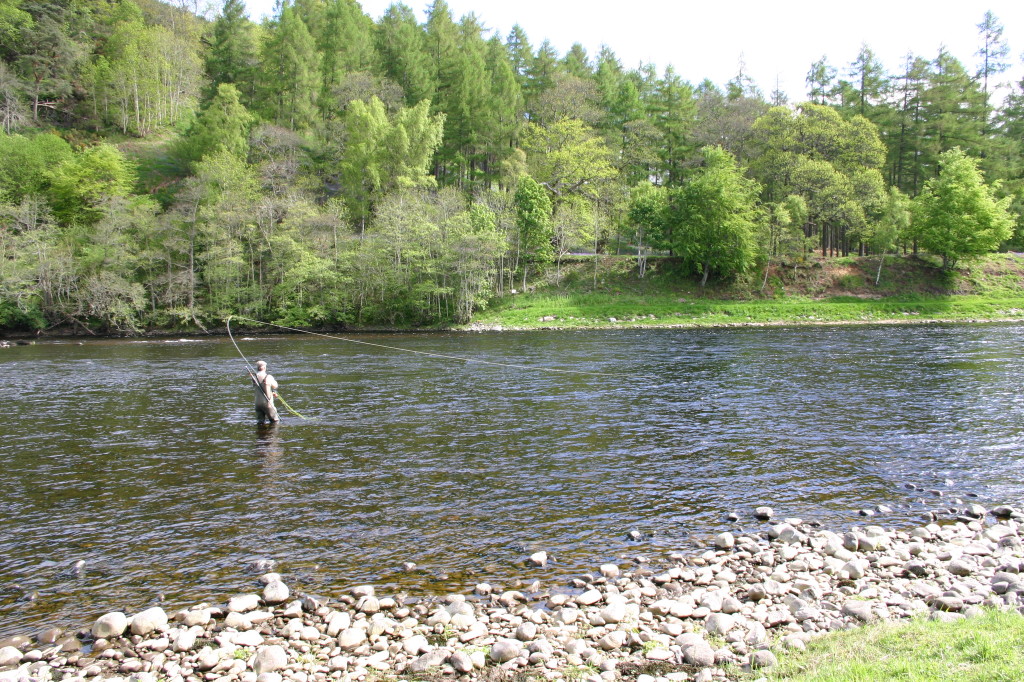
[[252, 360, 280, 424]]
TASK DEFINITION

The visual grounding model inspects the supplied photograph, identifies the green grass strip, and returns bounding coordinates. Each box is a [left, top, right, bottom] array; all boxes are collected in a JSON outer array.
[[470, 294, 1024, 329], [763, 609, 1024, 682]]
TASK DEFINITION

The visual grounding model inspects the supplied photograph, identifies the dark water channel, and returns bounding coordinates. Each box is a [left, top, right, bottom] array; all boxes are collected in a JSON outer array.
[[3, 324, 1024, 637]]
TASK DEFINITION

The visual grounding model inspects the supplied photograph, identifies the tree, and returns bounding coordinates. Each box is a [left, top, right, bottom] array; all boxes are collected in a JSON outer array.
[[750, 102, 886, 256], [260, 5, 320, 130], [806, 56, 836, 105], [0, 0, 33, 60], [14, 1, 85, 121], [975, 11, 1010, 101], [505, 24, 532, 89], [337, 97, 444, 229], [532, 72, 601, 125], [0, 132, 72, 203], [482, 36, 523, 185], [524, 39, 557, 117], [627, 181, 667, 275], [560, 43, 591, 78], [551, 197, 593, 278], [911, 148, 1013, 269], [846, 44, 887, 118], [375, 3, 433, 106], [87, 3, 203, 136], [513, 175, 553, 287], [693, 79, 767, 164], [870, 187, 911, 284], [886, 53, 931, 195], [921, 48, 987, 166], [0, 60, 29, 133], [48, 144, 137, 225], [649, 66, 696, 186], [520, 118, 617, 208], [177, 83, 253, 166], [314, 0, 376, 114], [431, 13, 491, 186], [667, 146, 760, 286], [205, 0, 259, 105]]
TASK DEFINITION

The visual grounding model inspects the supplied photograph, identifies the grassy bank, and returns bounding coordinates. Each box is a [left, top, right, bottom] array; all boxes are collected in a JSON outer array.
[[760, 608, 1024, 681], [467, 253, 1024, 330]]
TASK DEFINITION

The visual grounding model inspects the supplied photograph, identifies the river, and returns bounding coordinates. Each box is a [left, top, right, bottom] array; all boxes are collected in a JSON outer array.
[[2, 323, 1023, 637]]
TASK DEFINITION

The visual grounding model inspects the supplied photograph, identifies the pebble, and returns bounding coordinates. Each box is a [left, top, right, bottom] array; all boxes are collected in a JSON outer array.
[[489, 639, 522, 663], [262, 581, 290, 605], [0, 647, 23, 667], [130, 607, 168, 636], [228, 594, 261, 613], [253, 645, 287, 674], [528, 551, 548, 567], [715, 532, 735, 550], [91, 612, 128, 639]]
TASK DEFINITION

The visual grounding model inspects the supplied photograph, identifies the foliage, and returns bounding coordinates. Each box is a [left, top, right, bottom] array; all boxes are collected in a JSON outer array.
[[47, 144, 137, 225], [336, 96, 444, 228], [627, 181, 668, 253], [520, 117, 617, 206], [0, 132, 72, 203], [666, 146, 761, 285], [513, 175, 553, 264], [911, 148, 1013, 269], [176, 83, 253, 166]]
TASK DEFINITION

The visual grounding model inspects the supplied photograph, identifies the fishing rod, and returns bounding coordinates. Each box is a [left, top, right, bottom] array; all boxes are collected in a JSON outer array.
[[226, 316, 307, 420], [230, 315, 628, 378]]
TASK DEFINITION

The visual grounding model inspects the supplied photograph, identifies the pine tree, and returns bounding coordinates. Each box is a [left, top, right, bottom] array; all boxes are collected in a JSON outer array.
[[921, 48, 987, 168], [314, 0, 376, 117], [806, 56, 836, 105], [887, 53, 931, 195], [260, 4, 320, 130], [976, 11, 1010, 101], [424, 0, 457, 106], [375, 3, 433, 106], [505, 24, 532, 90], [483, 36, 523, 185], [435, 14, 490, 186], [205, 0, 258, 105], [846, 44, 887, 118], [561, 43, 591, 78], [178, 83, 253, 166], [524, 39, 557, 119], [650, 66, 696, 187]]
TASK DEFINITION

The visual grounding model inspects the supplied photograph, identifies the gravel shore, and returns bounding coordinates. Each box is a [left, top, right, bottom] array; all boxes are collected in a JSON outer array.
[[2, 504, 1024, 682]]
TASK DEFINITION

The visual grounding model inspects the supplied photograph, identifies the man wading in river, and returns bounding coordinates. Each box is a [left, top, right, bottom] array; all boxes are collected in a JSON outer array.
[[252, 360, 280, 424]]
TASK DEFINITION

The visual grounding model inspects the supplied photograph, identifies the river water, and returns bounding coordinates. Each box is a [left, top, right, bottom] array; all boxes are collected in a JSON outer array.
[[2, 324, 1024, 637]]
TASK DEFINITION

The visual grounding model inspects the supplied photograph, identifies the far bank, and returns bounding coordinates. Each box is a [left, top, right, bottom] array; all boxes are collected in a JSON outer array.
[[463, 253, 1024, 331]]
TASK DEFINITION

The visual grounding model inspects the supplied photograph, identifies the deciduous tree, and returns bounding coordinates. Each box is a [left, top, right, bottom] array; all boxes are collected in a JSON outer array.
[[911, 147, 1013, 269], [666, 146, 760, 286]]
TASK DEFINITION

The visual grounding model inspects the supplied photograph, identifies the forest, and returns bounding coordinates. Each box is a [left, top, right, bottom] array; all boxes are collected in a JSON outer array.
[[0, 0, 1022, 332]]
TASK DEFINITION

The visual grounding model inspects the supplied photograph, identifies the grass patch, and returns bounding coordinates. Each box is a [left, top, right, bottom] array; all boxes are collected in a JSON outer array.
[[764, 609, 1024, 681], [471, 292, 1024, 329]]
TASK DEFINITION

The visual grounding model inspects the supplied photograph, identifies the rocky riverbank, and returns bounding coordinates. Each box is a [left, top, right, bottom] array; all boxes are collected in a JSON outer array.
[[2, 504, 1024, 682]]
